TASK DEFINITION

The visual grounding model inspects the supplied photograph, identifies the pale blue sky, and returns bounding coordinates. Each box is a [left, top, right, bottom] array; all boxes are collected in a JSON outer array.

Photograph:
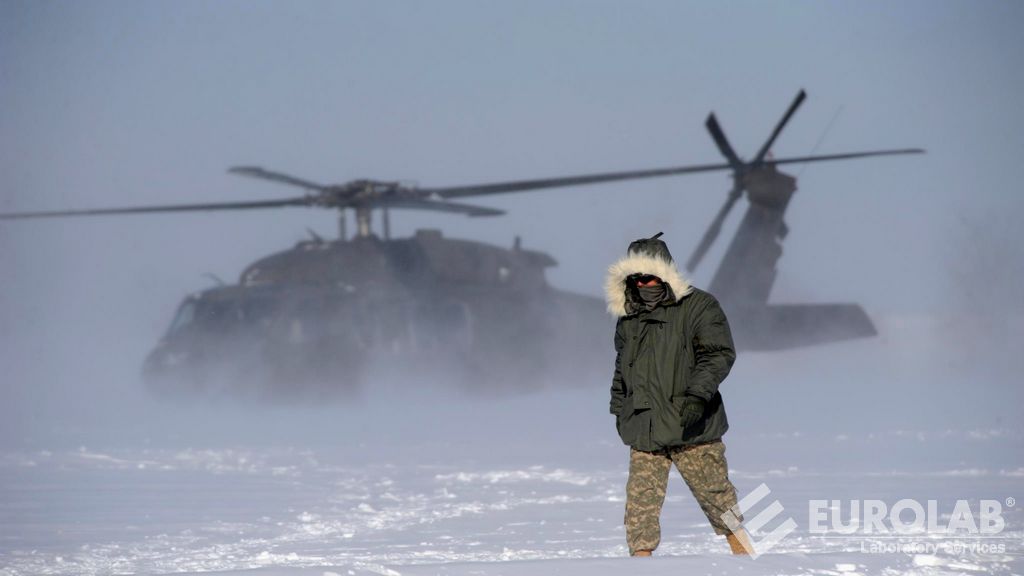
[[3, 1, 1020, 314]]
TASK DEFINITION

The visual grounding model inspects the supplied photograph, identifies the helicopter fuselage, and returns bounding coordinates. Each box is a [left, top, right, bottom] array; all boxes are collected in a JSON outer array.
[[143, 229, 611, 394]]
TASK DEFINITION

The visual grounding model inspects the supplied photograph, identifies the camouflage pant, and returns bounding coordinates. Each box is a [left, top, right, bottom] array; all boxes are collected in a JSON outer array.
[[624, 440, 741, 554]]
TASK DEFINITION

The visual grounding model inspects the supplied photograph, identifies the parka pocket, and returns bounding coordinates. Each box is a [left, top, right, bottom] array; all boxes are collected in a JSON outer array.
[[616, 395, 638, 443], [617, 394, 635, 421]]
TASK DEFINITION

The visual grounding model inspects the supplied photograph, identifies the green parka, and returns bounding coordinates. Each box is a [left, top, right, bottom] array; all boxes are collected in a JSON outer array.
[[605, 244, 737, 452]]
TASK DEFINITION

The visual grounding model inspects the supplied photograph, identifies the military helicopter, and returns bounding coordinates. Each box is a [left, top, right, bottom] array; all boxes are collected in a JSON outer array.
[[0, 90, 922, 394]]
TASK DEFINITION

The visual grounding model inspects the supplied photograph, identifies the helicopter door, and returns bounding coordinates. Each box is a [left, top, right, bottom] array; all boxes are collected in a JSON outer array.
[[410, 300, 473, 357]]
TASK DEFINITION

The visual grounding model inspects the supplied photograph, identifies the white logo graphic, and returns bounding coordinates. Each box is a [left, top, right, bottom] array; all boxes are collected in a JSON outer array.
[[721, 482, 797, 558]]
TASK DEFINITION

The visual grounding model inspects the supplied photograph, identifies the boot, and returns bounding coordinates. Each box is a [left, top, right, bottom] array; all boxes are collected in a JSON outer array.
[[726, 529, 753, 555], [631, 549, 653, 557]]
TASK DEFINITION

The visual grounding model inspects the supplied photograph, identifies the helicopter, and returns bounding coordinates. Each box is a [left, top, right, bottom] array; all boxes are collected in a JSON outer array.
[[0, 90, 923, 395]]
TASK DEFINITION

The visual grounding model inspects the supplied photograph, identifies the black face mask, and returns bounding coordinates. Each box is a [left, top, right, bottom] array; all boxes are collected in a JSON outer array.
[[637, 284, 666, 311]]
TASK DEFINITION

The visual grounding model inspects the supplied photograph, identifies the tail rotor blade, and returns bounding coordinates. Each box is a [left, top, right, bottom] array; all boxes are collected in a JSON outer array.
[[753, 89, 807, 165], [705, 113, 743, 170], [685, 184, 744, 273]]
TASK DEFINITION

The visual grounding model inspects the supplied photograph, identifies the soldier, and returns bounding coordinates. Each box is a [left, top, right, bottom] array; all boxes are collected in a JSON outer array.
[[605, 233, 753, 556]]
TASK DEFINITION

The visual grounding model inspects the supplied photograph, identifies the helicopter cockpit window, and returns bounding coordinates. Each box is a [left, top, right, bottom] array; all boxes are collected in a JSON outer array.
[[191, 300, 244, 332], [167, 300, 197, 334]]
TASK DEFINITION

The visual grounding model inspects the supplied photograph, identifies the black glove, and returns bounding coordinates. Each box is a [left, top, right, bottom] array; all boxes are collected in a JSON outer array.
[[679, 395, 706, 429]]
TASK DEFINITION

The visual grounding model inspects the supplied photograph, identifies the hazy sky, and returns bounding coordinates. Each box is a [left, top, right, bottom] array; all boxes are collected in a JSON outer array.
[[1, 1, 1022, 446]]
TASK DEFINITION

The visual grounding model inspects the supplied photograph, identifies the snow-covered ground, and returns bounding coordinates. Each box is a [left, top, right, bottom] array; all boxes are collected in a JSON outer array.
[[2, 441, 1021, 575], [2, 441, 1022, 575], [1, 374, 1021, 575]]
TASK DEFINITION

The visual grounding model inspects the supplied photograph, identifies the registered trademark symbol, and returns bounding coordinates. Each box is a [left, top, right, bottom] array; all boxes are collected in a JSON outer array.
[[1007, 497, 1016, 507]]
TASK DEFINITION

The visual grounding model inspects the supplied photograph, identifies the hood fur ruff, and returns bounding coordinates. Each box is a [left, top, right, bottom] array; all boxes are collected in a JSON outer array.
[[604, 254, 693, 317]]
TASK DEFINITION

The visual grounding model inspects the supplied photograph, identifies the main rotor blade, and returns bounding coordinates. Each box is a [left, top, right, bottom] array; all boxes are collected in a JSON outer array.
[[752, 89, 807, 166], [766, 148, 925, 168], [228, 166, 330, 191], [423, 163, 734, 199], [685, 184, 743, 273], [373, 197, 505, 217], [0, 197, 313, 220], [705, 113, 743, 170]]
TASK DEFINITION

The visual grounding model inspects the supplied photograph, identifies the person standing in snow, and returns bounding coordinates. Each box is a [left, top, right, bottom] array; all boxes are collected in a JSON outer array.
[[606, 233, 753, 556]]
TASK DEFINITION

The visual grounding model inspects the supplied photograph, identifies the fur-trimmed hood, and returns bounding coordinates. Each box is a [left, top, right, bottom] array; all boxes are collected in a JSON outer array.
[[604, 253, 693, 317]]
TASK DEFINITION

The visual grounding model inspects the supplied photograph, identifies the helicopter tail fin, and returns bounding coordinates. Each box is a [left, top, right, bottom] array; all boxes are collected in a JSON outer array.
[[734, 303, 877, 351]]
